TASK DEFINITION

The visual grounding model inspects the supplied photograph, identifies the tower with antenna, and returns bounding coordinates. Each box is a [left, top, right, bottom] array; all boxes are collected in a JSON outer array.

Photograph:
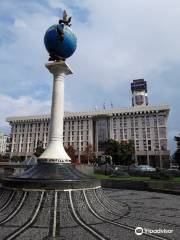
[[131, 79, 148, 107]]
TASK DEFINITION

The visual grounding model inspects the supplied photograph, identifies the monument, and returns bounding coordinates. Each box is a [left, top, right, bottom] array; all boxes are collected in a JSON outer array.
[[0, 11, 126, 239]]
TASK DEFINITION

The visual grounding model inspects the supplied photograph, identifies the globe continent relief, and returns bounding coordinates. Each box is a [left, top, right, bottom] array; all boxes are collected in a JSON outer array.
[[44, 24, 77, 59]]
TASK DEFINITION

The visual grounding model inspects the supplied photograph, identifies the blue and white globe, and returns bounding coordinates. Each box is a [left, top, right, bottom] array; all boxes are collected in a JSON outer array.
[[44, 23, 77, 60]]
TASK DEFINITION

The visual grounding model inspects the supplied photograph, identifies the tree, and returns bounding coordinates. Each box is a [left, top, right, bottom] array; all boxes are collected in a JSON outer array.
[[65, 145, 76, 163], [174, 136, 180, 170], [0, 154, 3, 161], [103, 139, 135, 166], [83, 144, 94, 164], [11, 156, 24, 163], [119, 140, 135, 169], [103, 139, 121, 164], [34, 140, 44, 157]]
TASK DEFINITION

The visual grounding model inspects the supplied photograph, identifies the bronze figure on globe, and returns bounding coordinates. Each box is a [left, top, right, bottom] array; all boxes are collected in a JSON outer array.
[[59, 10, 72, 26]]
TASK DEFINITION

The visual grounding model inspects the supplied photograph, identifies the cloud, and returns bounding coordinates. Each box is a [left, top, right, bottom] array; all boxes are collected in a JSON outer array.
[[0, 92, 73, 130], [72, 0, 180, 81], [0, 94, 51, 128]]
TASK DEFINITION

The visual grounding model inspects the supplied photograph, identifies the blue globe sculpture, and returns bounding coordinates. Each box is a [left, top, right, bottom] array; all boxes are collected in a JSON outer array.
[[44, 23, 77, 60]]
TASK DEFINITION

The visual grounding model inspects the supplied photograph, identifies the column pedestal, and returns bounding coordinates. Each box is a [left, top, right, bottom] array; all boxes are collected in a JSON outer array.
[[39, 61, 72, 164]]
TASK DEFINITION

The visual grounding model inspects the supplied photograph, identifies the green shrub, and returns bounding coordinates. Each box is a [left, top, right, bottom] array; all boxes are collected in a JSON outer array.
[[151, 171, 173, 180]]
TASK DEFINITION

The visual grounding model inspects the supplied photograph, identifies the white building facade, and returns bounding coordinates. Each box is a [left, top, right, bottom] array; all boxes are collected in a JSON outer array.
[[0, 132, 9, 155], [7, 104, 170, 168]]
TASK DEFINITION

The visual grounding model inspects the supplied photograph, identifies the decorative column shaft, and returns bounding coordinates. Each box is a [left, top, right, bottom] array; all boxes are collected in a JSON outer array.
[[38, 61, 73, 164]]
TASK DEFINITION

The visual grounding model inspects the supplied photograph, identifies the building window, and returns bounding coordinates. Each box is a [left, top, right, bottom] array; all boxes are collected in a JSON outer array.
[[124, 117, 127, 127], [146, 116, 150, 126], [142, 128, 146, 138], [158, 115, 165, 126], [142, 121, 145, 127], [154, 128, 158, 138], [147, 128, 150, 138], [120, 129, 123, 139], [120, 118, 122, 127], [131, 128, 134, 137], [160, 139, 167, 150], [136, 140, 139, 151], [155, 140, 159, 150], [159, 127, 166, 138], [154, 117, 157, 126], [113, 118, 116, 128], [135, 95, 144, 105], [143, 140, 147, 150], [124, 129, 127, 139], [135, 117, 138, 127]]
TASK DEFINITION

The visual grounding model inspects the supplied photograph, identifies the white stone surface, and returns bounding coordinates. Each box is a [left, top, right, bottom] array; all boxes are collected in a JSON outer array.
[[0, 132, 9, 154], [38, 61, 73, 163]]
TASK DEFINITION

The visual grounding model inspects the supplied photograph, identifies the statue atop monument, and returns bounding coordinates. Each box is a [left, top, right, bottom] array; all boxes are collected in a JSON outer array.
[[59, 10, 72, 27], [44, 10, 77, 61]]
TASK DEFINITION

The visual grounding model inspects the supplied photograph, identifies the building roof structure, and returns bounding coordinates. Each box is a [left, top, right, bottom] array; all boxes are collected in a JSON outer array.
[[6, 105, 170, 123]]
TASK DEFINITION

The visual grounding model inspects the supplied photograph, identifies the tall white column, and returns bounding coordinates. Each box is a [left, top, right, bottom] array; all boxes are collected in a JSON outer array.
[[38, 61, 73, 164]]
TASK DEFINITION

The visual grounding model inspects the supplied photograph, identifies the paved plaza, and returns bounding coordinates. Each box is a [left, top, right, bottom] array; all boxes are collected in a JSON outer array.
[[0, 186, 179, 240], [105, 189, 180, 239]]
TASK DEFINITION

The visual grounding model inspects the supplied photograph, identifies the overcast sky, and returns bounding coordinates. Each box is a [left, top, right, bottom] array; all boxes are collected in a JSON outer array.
[[0, 0, 179, 152]]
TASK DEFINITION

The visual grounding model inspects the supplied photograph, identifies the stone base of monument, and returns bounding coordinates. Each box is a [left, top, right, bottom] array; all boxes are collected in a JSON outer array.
[[2, 163, 99, 190], [0, 175, 129, 240], [0, 145, 132, 239], [0, 164, 129, 240]]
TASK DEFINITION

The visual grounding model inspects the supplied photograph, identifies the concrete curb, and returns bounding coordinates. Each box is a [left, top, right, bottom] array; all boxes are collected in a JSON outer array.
[[101, 179, 180, 195]]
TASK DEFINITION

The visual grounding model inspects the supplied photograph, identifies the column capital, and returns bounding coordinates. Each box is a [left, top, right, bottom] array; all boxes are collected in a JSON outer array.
[[45, 61, 73, 76]]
